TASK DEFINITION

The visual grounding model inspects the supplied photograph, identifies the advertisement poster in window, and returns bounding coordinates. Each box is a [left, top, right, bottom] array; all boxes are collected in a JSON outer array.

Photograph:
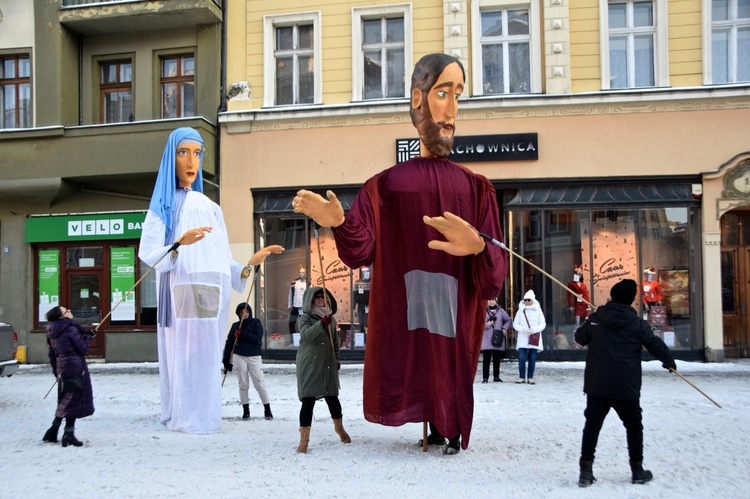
[[110, 247, 136, 321], [38, 250, 60, 322], [659, 269, 689, 316]]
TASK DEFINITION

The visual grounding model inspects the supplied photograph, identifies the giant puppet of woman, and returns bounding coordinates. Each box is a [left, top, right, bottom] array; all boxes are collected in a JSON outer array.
[[139, 127, 282, 434], [293, 54, 507, 453]]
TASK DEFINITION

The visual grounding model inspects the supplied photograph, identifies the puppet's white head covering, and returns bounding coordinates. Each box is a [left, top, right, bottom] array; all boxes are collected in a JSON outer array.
[[148, 127, 205, 235]]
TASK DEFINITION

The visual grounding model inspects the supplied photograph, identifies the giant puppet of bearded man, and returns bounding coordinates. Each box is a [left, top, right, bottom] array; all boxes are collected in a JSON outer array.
[[293, 53, 507, 452], [139, 127, 282, 434]]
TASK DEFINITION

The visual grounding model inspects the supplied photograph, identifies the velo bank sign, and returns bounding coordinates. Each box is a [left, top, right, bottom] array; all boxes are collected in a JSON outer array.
[[25, 212, 147, 243]]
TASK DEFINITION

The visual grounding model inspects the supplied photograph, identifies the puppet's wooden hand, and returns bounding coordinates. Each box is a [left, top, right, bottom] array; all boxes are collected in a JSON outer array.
[[248, 244, 285, 266], [178, 226, 213, 246], [423, 211, 485, 256], [293, 189, 345, 228]]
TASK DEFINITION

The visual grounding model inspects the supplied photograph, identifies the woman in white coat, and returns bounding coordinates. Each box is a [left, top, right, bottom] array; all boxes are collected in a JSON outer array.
[[513, 290, 545, 384]]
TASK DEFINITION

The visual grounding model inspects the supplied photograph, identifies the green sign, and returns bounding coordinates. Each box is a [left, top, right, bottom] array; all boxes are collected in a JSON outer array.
[[110, 247, 136, 321], [26, 212, 147, 243], [38, 250, 59, 322]]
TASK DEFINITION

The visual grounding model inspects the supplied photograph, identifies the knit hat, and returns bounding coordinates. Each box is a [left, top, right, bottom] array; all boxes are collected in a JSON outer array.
[[235, 302, 252, 319], [523, 290, 535, 301], [610, 279, 637, 305]]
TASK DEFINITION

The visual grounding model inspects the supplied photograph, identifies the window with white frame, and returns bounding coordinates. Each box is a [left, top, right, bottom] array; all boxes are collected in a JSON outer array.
[[607, 1, 656, 88], [480, 9, 532, 94], [601, 0, 668, 89], [1, 54, 31, 129], [471, 1, 541, 96], [352, 4, 412, 101], [263, 12, 322, 107], [710, 0, 750, 83]]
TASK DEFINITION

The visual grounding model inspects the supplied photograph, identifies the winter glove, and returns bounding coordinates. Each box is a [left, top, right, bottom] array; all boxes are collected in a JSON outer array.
[[662, 361, 676, 371], [87, 330, 97, 339], [234, 328, 241, 338], [321, 315, 332, 327], [223, 362, 233, 373], [523, 328, 533, 335]]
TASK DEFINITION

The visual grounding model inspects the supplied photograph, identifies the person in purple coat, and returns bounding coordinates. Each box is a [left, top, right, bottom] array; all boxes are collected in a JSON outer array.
[[42, 306, 95, 447], [480, 298, 512, 383]]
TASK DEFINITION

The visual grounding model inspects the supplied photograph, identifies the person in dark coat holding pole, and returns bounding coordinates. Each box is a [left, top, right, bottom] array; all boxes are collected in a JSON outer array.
[[43, 306, 95, 447], [222, 302, 273, 421], [574, 278, 676, 487]]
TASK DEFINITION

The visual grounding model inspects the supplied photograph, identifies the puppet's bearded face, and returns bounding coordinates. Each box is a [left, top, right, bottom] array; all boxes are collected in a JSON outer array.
[[175, 142, 202, 188], [412, 62, 464, 158]]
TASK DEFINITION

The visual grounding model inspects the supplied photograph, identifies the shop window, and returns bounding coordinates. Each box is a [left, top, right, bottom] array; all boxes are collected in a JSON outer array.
[[508, 205, 697, 351], [0, 54, 31, 129], [352, 4, 412, 101], [256, 215, 366, 352]]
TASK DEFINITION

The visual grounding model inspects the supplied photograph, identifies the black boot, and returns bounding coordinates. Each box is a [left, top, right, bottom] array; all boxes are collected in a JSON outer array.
[[630, 460, 653, 484], [42, 417, 62, 443], [264, 403, 273, 420], [443, 435, 461, 455], [62, 426, 83, 448], [578, 458, 596, 487], [417, 422, 446, 447], [242, 404, 250, 420]]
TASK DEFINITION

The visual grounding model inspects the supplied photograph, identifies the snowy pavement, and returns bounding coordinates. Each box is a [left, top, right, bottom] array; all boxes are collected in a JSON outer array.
[[2, 359, 749, 498]]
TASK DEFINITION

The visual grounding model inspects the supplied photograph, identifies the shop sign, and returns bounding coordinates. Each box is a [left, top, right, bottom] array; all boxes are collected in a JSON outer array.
[[25, 212, 147, 242], [396, 133, 538, 163]]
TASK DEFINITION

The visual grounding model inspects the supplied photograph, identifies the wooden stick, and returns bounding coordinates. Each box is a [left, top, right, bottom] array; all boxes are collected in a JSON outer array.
[[423, 422, 428, 452], [478, 232, 598, 311], [669, 367, 722, 408], [313, 226, 336, 356]]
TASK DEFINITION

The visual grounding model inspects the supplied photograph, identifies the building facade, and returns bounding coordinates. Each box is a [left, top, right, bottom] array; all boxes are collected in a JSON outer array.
[[2, 0, 749, 363], [219, 0, 750, 362], [0, 0, 223, 362]]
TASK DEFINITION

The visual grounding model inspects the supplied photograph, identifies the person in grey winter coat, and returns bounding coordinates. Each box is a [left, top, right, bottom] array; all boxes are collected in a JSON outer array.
[[574, 278, 676, 488], [481, 298, 512, 383], [295, 286, 351, 453], [43, 306, 95, 447], [223, 302, 272, 421]]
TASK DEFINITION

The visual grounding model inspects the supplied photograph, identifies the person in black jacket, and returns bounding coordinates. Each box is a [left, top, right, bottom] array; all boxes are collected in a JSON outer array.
[[574, 278, 676, 488], [223, 302, 273, 420]]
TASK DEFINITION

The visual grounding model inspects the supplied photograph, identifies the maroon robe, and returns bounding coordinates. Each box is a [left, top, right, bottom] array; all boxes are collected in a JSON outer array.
[[333, 156, 507, 449]]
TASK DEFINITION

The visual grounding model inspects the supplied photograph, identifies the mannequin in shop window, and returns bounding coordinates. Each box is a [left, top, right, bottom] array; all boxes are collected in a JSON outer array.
[[352, 267, 371, 333], [642, 267, 662, 311], [289, 265, 308, 337], [567, 264, 591, 327]]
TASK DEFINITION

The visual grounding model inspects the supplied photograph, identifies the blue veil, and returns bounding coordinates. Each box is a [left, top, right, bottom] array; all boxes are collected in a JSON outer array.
[[148, 127, 205, 236]]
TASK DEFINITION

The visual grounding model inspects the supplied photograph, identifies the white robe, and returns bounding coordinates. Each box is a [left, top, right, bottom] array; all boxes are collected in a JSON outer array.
[[139, 191, 246, 434]]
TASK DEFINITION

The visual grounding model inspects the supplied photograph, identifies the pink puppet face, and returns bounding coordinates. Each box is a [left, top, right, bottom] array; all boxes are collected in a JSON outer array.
[[175, 142, 202, 188]]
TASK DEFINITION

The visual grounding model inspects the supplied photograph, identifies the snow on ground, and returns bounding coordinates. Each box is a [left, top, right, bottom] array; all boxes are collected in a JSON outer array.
[[2, 359, 749, 498]]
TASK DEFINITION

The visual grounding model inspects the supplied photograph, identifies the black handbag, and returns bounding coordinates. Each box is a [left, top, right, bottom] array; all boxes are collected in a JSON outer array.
[[491, 329, 504, 347], [60, 373, 84, 393]]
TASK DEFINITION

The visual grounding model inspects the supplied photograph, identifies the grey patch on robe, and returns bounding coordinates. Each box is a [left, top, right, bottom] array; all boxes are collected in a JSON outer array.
[[173, 282, 221, 319], [404, 269, 457, 338]]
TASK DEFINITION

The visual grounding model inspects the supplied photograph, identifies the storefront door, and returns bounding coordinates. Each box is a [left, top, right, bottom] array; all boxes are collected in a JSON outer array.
[[721, 211, 750, 357], [68, 271, 105, 357]]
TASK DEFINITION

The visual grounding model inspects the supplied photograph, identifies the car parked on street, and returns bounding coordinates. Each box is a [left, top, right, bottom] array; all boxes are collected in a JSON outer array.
[[0, 322, 19, 377]]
